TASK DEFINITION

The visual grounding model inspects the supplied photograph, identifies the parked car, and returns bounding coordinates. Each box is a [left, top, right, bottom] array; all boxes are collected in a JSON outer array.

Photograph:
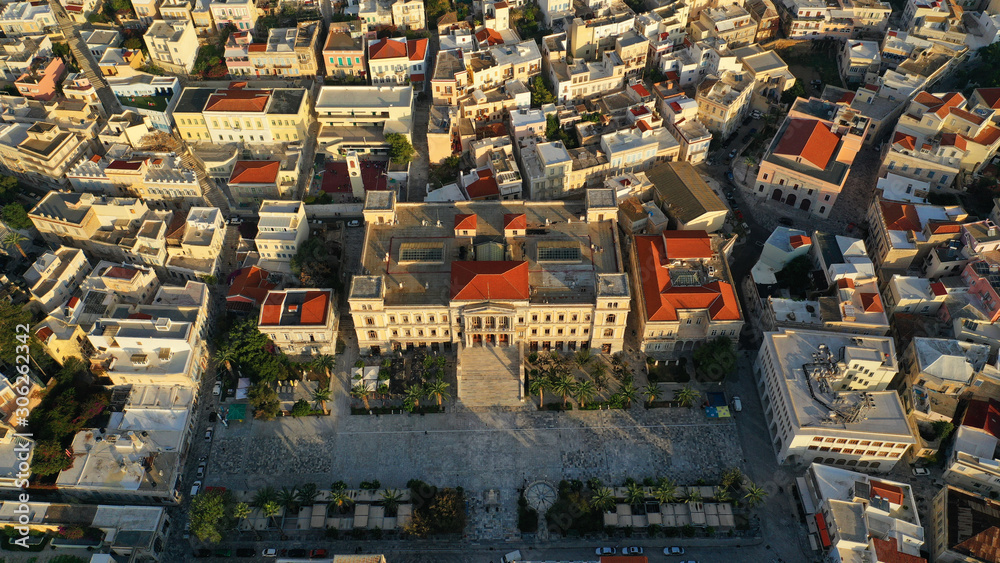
[[347, 219, 362, 227], [262, 548, 277, 557], [665, 546, 686, 555], [912, 467, 930, 476], [622, 547, 644, 554], [726, 170, 734, 182], [728, 149, 738, 160], [204, 428, 213, 442], [213, 549, 232, 557], [190, 481, 202, 496], [196, 463, 206, 478], [194, 549, 212, 558], [751, 110, 762, 119], [212, 382, 221, 396], [236, 549, 255, 557], [596, 547, 617, 555], [208, 412, 218, 423], [310, 550, 329, 558], [731, 396, 743, 412], [749, 127, 758, 136]]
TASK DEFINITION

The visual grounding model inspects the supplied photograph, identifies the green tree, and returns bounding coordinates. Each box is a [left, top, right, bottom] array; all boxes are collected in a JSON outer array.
[[591, 362, 608, 391], [351, 383, 371, 409], [674, 385, 700, 407], [123, 37, 143, 50], [380, 488, 403, 516], [2, 231, 27, 258], [619, 380, 638, 408], [311, 355, 334, 378], [0, 301, 31, 365], [30, 440, 73, 476], [743, 482, 767, 508], [574, 380, 596, 408], [403, 383, 423, 412], [714, 486, 732, 503], [530, 75, 555, 106], [329, 489, 353, 514], [685, 488, 703, 504], [551, 373, 577, 407], [233, 502, 251, 521], [386, 133, 415, 164], [261, 501, 282, 528], [278, 486, 300, 512], [291, 399, 312, 416], [528, 374, 549, 405], [574, 348, 592, 368], [625, 481, 645, 507], [653, 477, 677, 504], [643, 382, 662, 405], [781, 79, 807, 104], [743, 155, 757, 182], [721, 467, 743, 491], [189, 490, 227, 543], [253, 486, 277, 508], [776, 254, 813, 289], [2, 203, 32, 230], [214, 344, 236, 375], [425, 378, 451, 407], [248, 383, 280, 420], [590, 487, 615, 512], [693, 336, 737, 381], [312, 386, 331, 412]]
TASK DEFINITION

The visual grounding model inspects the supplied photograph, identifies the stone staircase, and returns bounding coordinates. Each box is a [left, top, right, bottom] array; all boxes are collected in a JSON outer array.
[[457, 344, 523, 407], [179, 146, 231, 213]]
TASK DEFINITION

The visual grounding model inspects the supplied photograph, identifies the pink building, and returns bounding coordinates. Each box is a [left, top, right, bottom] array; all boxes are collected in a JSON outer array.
[[15, 58, 66, 101], [959, 260, 1000, 323]]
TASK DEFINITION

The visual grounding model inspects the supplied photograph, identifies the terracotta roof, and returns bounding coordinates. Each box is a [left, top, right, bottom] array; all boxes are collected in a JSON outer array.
[[631, 83, 650, 97], [474, 28, 503, 46], [949, 106, 985, 126], [464, 169, 499, 199], [67, 296, 79, 308], [860, 292, 883, 312], [230, 160, 280, 184], [974, 126, 1000, 146], [503, 213, 526, 230], [963, 398, 1000, 439], [930, 281, 948, 296], [837, 91, 855, 104], [247, 44, 267, 52], [893, 131, 916, 151], [410, 73, 425, 82], [941, 132, 968, 150], [870, 480, 904, 505], [369, 37, 407, 60], [260, 290, 331, 326], [913, 91, 942, 106], [879, 201, 921, 232], [933, 92, 966, 119], [35, 326, 53, 342], [106, 160, 144, 171], [815, 513, 831, 548], [105, 266, 138, 280], [450, 260, 529, 300], [872, 538, 926, 563], [204, 89, 271, 112], [662, 230, 713, 259], [789, 235, 811, 249], [927, 220, 961, 234], [837, 278, 855, 289], [408, 38, 428, 61], [454, 213, 477, 231], [955, 525, 1000, 561], [978, 87, 1000, 109], [773, 119, 840, 169], [227, 266, 277, 307], [634, 234, 740, 322]]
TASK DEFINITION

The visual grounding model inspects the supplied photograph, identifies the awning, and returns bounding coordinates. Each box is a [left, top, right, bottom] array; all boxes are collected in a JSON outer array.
[[815, 513, 831, 548]]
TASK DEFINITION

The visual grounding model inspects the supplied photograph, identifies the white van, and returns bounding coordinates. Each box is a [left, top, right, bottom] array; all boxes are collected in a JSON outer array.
[[501, 551, 522, 563], [731, 396, 742, 412]]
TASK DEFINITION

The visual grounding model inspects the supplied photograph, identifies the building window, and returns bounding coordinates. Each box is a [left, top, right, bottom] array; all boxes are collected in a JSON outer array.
[[367, 330, 376, 339], [606, 314, 616, 324], [366, 318, 374, 326]]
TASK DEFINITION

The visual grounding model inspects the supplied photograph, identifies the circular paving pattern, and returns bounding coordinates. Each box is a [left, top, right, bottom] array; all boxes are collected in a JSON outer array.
[[524, 480, 557, 512]]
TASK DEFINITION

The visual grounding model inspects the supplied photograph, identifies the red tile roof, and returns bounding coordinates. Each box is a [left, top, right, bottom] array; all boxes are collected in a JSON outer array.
[[634, 234, 740, 322], [67, 296, 79, 308], [930, 281, 948, 296], [815, 513, 831, 548], [913, 91, 942, 107], [941, 132, 968, 150], [227, 266, 277, 308], [631, 83, 650, 98], [105, 266, 138, 280], [955, 524, 1000, 561], [872, 538, 926, 563], [880, 201, 921, 232], [949, 106, 985, 126], [870, 480, 905, 505], [454, 213, 477, 231], [369, 37, 407, 60], [662, 230, 713, 259], [978, 87, 1000, 109], [475, 28, 503, 46], [464, 169, 499, 199], [259, 290, 331, 326], [450, 261, 529, 300], [860, 292, 883, 312], [773, 119, 840, 169], [837, 278, 855, 289], [893, 131, 916, 151], [504, 213, 527, 231], [963, 398, 1000, 439], [837, 91, 855, 104], [35, 326, 53, 342], [975, 126, 1000, 146], [789, 235, 811, 249], [204, 89, 271, 112], [247, 44, 267, 52], [230, 160, 280, 184], [407, 38, 428, 61]]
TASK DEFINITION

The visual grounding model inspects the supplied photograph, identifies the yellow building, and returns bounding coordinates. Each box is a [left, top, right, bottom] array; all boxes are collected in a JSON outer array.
[[173, 85, 310, 144]]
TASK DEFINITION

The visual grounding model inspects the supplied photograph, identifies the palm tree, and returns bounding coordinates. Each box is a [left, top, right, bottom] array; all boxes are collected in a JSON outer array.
[[743, 155, 757, 182], [253, 486, 277, 508], [312, 386, 331, 412], [643, 382, 662, 405], [262, 500, 282, 528], [233, 502, 251, 522], [674, 385, 700, 407], [591, 363, 608, 391], [653, 478, 677, 504], [743, 482, 767, 508], [351, 383, 370, 409], [380, 488, 403, 516], [528, 374, 549, 406], [714, 486, 732, 503], [311, 355, 335, 378], [277, 486, 300, 512], [403, 384, 423, 411], [551, 373, 577, 407], [2, 231, 26, 259], [574, 348, 592, 368], [425, 378, 451, 407], [214, 345, 237, 375], [625, 482, 645, 507], [574, 380, 596, 408], [619, 380, 638, 408], [685, 488, 703, 504], [721, 467, 743, 491], [590, 487, 615, 512], [297, 483, 319, 507], [329, 489, 353, 514]]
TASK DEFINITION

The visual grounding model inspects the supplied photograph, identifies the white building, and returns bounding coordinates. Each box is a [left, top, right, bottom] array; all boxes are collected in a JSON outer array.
[[23, 246, 91, 315], [942, 398, 1000, 498], [142, 20, 199, 74], [259, 289, 339, 356], [256, 200, 308, 273], [754, 328, 915, 472]]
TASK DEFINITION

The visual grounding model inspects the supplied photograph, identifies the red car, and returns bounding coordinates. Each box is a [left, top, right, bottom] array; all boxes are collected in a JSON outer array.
[[735, 210, 744, 220], [310, 550, 329, 558]]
